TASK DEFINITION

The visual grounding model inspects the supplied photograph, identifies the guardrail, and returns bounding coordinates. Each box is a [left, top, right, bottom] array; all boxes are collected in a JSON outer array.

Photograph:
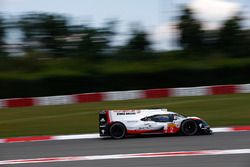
[[0, 84, 250, 108]]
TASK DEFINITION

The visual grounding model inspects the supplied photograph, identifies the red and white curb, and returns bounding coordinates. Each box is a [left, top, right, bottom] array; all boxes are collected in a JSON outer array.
[[0, 133, 100, 144], [1, 83, 250, 108], [0, 126, 250, 144], [0, 148, 250, 165]]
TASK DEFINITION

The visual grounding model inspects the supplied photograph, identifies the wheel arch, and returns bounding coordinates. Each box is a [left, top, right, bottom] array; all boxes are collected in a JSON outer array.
[[110, 121, 127, 130]]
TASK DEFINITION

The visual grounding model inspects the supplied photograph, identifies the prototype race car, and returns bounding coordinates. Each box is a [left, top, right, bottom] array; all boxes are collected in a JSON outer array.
[[99, 109, 212, 139]]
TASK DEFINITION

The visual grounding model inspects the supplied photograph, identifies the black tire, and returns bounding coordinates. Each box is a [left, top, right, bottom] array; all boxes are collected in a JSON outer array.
[[181, 119, 198, 136], [109, 122, 126, 139]]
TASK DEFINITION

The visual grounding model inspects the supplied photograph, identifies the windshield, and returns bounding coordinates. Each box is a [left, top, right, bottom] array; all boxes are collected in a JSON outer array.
[[141, 114, 172, 122], [172, 113, 186, 119]]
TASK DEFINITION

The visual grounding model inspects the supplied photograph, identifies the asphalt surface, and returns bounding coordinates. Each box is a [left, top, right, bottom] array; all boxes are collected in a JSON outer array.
[[1, 131, 250, 167]]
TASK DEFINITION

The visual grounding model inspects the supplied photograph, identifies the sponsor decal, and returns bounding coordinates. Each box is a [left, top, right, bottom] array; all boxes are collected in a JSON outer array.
[[166, 123, 179, 134], [100, 118, 106, 122], [117, 112, 136, 115]]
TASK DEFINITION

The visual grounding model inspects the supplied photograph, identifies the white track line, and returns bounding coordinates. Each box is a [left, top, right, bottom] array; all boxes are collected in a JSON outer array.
[[0, 149, 250, 165], [0, 127, 249, 143], [54, 134, 100, 140], [53, 127, 248, 141], [211, 127, 232, 133]]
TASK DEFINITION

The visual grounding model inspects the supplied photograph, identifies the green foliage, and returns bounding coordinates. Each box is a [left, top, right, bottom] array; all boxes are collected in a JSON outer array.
[[4, 9, 250, 60], [15, 13, 138, 61], [0, 15, 6, 56], [19, 13, 69, 57], [76, 24, 115, 60], [125, 29, 151, 52], [176, 8, 250, 57], [1, 52, 250, 98], [116, 28, 152, 60], [177, 7, 204, 51], [0, 9, 250, 98], [217, 15, 250, 57]]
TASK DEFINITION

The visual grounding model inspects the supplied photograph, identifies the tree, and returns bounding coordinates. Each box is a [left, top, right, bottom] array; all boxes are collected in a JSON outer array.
[[125, 29, 151, 52], [0, 15, 6, 56], [177, 7, 204, 51], [77, 21, 116, 60], [115, 26, 152, 60], [19, 13, 69, 57], [217, 15, 248, 56], [77, 27, 101, 59]]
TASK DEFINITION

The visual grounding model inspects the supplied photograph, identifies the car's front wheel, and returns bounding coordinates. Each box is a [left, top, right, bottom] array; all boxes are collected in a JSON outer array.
[[181, 119, 198, 136], [109, 122, 126, 139]]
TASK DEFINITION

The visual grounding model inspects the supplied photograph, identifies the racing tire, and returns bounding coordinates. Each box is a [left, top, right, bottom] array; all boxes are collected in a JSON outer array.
[[109, 122, 126, 139], [181, 119, 198, 136]]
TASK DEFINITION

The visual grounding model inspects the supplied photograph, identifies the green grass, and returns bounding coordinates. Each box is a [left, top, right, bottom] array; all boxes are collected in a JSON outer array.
[[0, 93, 250, 138]]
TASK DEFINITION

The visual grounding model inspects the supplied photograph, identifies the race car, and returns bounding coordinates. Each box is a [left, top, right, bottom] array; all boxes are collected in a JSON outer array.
[[99, 109, 212, 139]]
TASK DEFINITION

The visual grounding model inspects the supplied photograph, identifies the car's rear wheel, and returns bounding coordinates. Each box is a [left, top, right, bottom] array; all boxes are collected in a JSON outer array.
[[109, 122, 126, 139], [181, 119, 198, 136]]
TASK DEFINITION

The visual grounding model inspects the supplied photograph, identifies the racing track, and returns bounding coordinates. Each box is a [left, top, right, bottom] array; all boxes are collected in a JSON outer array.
[[1, 131, 250, 167]]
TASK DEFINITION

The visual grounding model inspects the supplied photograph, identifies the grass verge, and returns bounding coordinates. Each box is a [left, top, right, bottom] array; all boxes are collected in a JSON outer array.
[[0, 93, 250, 138]]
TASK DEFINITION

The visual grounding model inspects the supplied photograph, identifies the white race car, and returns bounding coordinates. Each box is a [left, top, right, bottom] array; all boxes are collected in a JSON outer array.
[[99, 109, 212, 139]]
